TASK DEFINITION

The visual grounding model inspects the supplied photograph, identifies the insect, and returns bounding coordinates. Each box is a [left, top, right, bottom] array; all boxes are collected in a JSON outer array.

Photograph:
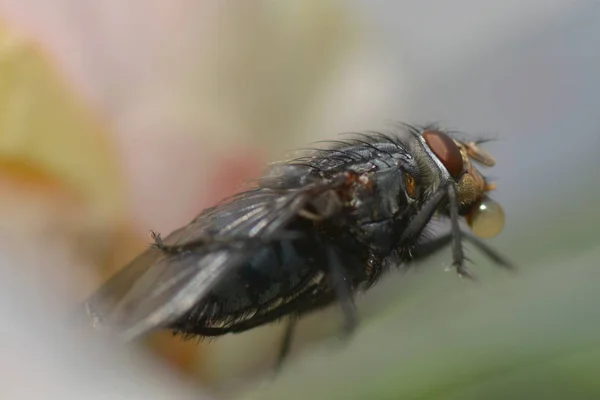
[[83, 123, 511, 368]]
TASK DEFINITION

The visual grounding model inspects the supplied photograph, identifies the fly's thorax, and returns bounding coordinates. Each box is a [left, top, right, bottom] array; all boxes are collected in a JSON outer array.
[[336, 165, 421, 254], [348, 165, 419, 225]]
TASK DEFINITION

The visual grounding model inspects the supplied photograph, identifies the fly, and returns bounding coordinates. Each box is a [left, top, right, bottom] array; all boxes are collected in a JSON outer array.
[[82, 123, 512, 368]]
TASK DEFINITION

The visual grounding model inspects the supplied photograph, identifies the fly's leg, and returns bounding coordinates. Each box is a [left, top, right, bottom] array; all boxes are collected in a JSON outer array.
[[405, 185, 513, 279], [410, 234, 452, 261], [463, 233, 514, 269], [326, 247, 357, 337], [150, 230, 164, 248], [447, 185, 474, 279], [445, 185, 470, 278], [150, 230, 218, 254], [149, 231, 190, 255], [398, 186, 447, 243], [274, 316, 298, 372], [396, 184, 478, 279], [411, 232, 513, 270]]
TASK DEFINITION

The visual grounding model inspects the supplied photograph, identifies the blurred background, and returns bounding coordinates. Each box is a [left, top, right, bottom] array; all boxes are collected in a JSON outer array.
[[0, 1, 599, 399]]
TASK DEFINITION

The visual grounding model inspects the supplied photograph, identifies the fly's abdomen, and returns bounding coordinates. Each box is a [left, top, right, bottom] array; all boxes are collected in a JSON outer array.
[[168, 238, 327, 336]]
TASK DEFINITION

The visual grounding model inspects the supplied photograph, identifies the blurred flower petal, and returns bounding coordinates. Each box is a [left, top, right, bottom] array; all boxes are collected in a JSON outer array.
[[0, 23, 123, 221]]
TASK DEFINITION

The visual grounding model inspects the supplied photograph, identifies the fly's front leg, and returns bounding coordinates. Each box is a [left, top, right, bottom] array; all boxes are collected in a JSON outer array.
[[410, 234, 452, 261], [411, 231, 514, 270], [395, 183, 480, 279], [402, 184, 473, 279], [446, 185, 474, 279]]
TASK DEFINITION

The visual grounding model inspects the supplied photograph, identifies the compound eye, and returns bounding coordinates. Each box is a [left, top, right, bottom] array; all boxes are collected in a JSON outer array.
[[465, 197, 505, 238], [422, 130, 464, 179]]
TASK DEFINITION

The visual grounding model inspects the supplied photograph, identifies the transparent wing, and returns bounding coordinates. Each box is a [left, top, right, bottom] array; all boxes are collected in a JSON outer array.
[[82, 182, 336, 340]]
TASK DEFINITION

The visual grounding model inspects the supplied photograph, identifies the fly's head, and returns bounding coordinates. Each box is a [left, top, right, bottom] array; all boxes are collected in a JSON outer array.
[[421, 129, 505, 239]]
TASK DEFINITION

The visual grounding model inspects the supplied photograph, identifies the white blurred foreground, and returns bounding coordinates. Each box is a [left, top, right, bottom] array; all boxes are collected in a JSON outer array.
[[0, 242, 209, 400]]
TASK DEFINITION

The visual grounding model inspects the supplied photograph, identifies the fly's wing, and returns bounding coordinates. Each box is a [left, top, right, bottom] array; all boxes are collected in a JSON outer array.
[[82, 176, 336, 341], [87, 244, 254, 341]]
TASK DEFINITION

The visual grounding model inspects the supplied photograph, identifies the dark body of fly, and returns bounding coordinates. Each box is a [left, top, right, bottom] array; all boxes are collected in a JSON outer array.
[[83, 123, 511, 367]]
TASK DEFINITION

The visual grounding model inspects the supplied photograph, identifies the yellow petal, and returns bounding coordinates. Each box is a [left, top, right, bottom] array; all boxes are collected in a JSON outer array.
[[0, 23, 124, 222]]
